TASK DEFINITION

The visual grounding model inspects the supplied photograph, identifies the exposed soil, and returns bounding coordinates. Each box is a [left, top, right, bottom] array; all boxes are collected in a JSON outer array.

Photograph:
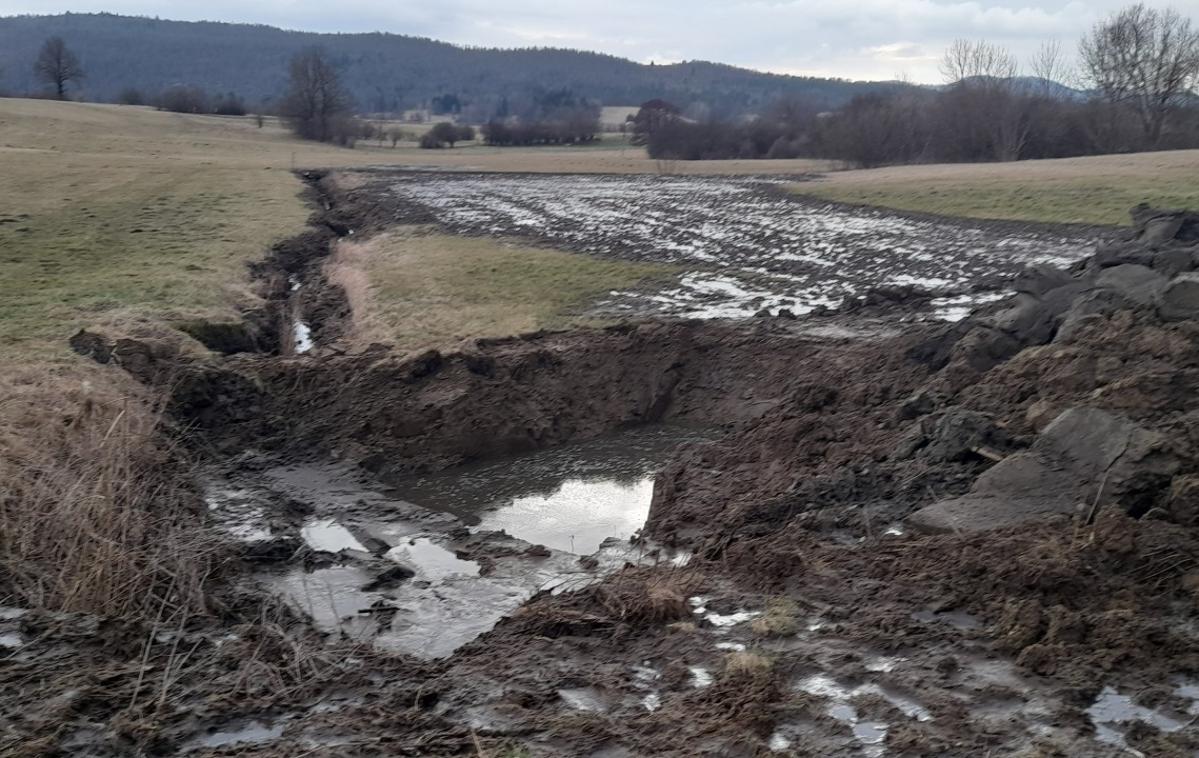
[[12, 174, 1199, 757], [360, 170, 1105, 319]]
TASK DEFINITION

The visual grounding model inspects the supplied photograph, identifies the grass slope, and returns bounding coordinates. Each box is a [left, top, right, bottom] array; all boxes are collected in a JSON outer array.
[[795, 150, 1199, 226], [0, 98, 831, 359], [0, 99, 396, 357]]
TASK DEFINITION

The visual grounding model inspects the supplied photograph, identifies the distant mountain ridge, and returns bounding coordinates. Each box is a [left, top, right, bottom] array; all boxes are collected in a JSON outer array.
[[0, 13, 906, 115]]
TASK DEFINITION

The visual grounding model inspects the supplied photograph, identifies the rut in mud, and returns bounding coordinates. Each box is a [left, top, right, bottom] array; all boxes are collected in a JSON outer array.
[[14, 173, 1199, 758], [373, 171, 1102, 319]]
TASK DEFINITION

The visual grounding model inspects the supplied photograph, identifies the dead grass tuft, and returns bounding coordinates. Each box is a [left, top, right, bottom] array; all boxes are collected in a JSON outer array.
[[0, 365, 216, 618], [594, 567, 699, 626], [750, 597, 801, 638], [723, 651, 774, 677]]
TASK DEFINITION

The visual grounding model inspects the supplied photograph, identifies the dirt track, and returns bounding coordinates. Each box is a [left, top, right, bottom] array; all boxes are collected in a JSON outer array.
[[6, 175, 1199, 757]]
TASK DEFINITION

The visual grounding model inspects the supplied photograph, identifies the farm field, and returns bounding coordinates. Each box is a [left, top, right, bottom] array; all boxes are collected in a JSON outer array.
[[372, 170, 1096, 326], [797, 149, 1199, 226], [3, 99, 797, 358]]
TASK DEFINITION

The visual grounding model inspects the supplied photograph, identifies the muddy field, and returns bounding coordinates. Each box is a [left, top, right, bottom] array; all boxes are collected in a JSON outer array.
[[376, 172, 1101, 319], [4, 173, 1199, 758]]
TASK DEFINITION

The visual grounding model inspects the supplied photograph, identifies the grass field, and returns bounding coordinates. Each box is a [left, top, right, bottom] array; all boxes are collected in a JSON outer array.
[[0, 98, 819, 360], [5, 96, 1193, 360], [796, 150, 1199, 226], [327, 228, 678, 353]]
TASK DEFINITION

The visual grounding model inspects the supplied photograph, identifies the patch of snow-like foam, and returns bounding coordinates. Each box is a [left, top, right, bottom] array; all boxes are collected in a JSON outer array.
[[1087, 685, 1193, 752], [386, 538, 480, 580], [293, 321, 313, 353], [301, 519, 367, 553]]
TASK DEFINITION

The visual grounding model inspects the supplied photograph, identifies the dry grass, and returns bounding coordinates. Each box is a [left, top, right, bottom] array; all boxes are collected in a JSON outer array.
[[326, 227, 679, 353], [0, 365, 215, 617], [723, 651, 774, 676], [795, 150, 1199, 225], [594, 567, 698, 626], [749, 597, 801, 637]]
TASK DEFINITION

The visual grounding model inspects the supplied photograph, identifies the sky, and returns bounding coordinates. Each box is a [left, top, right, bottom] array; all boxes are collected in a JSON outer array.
[[4, 0, 1199, 82]]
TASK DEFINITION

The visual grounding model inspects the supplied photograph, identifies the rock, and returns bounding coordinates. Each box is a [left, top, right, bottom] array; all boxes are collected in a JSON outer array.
[[1024, 399, 1060, 432], [1094, 264, 1168, 307], [1132, 204, 1199, 244], [68, 329, 112, 363], [1151, 247, 1194, 277], [980, 283, 1085, 345], [1091, 241, 1154, 269], [893, 407, 1009, 463], [776, 308, 797, 320], [908, 407, 1176, 533], [898, 388, 943, 419], [1013, 264, 1072, 297], [1054, 289, 1135, 343], [1158, 272, 1199, 321], [753, 308, 772, 318], [525, 544, 552, 557], [1167, 476, 1199, 526]]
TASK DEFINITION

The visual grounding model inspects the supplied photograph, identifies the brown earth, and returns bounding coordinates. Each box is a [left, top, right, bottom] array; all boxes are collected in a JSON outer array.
[[11, 175, 1199, 756]]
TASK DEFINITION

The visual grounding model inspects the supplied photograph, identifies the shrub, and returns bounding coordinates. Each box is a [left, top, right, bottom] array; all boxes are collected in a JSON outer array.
[[116, 87, 145, 106], [157, 85, 209, 114]]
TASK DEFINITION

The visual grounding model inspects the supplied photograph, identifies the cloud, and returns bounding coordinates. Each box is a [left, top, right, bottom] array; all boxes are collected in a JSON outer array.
[[6, 0, 1199, 82]]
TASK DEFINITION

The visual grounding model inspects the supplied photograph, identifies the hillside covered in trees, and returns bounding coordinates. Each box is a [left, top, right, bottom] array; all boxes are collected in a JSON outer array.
[[0, 13, 904, 116]]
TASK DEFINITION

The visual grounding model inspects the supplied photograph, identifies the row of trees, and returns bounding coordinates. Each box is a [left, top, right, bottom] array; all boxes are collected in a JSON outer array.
[[637, 3, 1199, 166]]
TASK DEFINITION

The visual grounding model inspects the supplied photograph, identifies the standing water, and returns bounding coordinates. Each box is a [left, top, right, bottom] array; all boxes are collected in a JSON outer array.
[[383, 424, 712, 554]]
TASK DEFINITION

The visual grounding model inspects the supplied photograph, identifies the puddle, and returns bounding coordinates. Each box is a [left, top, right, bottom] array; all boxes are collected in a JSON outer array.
[[705, 610, 761, 628], [0, 632, 24, 649], [689, 666, 714, 688], [265, 565, 382, 634], [559, 687, 610, 712], [383, 425, 712, 554], [797, 672, 932, 733], [385, 538, 480, 580], [292, 320, 313, 353], [185, 721, 283, 751], [301, 519, 367, 553], [1087, 685, 1194, 750]]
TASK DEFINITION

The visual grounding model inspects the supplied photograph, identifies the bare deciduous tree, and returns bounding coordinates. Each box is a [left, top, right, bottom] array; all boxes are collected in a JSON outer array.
[[940, 38, 1019, 85], [34, 36, 84, 100], [279, 47, 353, 143], [939, 39, 1029, 161], [1080, 3, 1199, 145], [1030, 40, 1074, 96]]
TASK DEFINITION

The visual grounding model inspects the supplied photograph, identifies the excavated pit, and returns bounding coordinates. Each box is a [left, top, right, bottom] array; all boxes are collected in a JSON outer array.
[[40, 174, 1199, 756]]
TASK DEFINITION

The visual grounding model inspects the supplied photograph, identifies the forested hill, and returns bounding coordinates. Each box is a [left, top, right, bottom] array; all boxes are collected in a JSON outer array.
[[0, 13, 901, 115]]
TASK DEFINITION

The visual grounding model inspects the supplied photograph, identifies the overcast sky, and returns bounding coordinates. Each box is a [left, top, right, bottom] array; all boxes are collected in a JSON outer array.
[[6, 1, 1199, 82]]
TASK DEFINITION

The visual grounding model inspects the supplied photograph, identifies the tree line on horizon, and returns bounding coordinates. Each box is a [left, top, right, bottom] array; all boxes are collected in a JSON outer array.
[[634, 3, 1199, 165], [7, 3, 1197, 165], [0, 12, 895, 117]]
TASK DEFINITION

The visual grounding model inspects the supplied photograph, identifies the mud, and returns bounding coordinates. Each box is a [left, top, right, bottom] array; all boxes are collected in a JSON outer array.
[[367, 171, 1102, 319], [12, 177, 1199, 757]]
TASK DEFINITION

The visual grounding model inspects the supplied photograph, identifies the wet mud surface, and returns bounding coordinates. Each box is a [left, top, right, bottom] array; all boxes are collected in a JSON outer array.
[[12, 177, 1199, 757], [375, 171, 1101, 319]]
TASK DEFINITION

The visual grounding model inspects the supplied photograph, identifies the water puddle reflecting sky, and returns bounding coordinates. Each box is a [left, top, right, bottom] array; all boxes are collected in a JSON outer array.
[[383, 424, 713, 554]]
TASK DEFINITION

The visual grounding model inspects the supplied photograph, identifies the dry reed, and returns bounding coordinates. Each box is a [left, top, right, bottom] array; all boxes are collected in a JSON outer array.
[[0, 365, 215, 619]]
